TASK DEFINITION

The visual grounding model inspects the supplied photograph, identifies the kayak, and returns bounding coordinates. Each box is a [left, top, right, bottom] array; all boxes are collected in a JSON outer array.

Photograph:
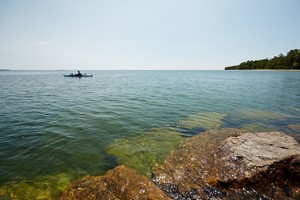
[[63, 74, 93, 77]]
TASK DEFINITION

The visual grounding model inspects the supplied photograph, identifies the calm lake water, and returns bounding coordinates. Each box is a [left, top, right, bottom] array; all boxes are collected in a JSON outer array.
[[0, 70, 300, 198]]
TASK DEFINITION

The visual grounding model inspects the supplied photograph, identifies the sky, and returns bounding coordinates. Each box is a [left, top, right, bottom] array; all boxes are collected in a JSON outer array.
[[0, 0, 299, 70]]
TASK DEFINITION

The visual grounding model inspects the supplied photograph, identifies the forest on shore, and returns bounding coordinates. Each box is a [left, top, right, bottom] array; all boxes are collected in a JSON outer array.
[[225, 49, 300, 70]]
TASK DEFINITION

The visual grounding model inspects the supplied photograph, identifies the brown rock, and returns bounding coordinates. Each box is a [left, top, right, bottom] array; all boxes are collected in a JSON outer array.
[[153, 129, 300, 199], [153, 128, 240, 199], [58, 165, 170, 200]]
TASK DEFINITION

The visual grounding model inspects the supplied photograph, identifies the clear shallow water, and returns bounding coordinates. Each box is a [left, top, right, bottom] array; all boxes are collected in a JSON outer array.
[[0, 70, 300, 197]]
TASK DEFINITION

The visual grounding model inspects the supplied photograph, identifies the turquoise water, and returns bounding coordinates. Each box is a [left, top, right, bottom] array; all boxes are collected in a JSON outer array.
[[0, 70, 300, 197]]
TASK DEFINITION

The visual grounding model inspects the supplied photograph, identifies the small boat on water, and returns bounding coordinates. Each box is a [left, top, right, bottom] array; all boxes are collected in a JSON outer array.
[[64, 71, 93, 78], [63, 74, 93, 77]]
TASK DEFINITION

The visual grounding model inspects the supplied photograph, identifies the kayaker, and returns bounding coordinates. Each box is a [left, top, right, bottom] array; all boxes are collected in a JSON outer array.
[[77, 70, 82, 76]]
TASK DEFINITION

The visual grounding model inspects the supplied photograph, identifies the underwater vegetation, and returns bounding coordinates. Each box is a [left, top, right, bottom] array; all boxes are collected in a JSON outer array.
[[106, 128, 184, 177], [235, 109, 290, 122], [178, 112, 227, 130], [0, 173, 72, 200], [1, 109, 298, 199]]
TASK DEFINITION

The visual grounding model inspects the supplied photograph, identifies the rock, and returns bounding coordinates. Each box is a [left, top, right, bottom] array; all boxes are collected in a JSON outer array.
[[240, 123, 277, 132], [214, 132, 300, 190], [106, 128, 183, 177], [0, 173, 72, 200], [153, 128, 239, 199], [178, 112, 227, 130], [287, 124, 300, 132], [58, 165, 170, 200], [153, 129, 300, 199], [234, 109, 290, 122]]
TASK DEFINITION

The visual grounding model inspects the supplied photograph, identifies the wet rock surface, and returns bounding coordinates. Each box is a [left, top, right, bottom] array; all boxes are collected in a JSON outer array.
[[153, 129, 300, 199], [57, 165, 170, 200]]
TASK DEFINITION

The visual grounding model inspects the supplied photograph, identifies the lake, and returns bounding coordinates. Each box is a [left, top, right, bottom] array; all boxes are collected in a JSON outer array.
[[0, 70, 299, 198]]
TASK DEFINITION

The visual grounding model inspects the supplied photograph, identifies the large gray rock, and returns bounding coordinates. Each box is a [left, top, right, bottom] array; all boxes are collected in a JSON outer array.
[[215, 132, 300, 183], [153, 129, 300, 199]]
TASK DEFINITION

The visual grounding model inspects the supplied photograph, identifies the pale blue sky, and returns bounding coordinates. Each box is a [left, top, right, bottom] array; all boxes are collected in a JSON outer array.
[[0, 0, 299, 70]]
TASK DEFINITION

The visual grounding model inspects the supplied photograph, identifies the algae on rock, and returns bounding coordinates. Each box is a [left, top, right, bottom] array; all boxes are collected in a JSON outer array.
[[0, 173, 72, 200], [106, 128, 184, 177], [178, 112, 227, 130]]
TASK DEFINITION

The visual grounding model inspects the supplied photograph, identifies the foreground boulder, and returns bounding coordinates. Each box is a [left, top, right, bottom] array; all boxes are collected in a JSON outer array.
[[153, 129, 300, 199], [58, 165, 170, 200]]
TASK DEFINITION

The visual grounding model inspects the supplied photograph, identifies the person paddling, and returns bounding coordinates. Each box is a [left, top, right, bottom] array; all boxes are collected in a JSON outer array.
[[76, 70, 82, 76]]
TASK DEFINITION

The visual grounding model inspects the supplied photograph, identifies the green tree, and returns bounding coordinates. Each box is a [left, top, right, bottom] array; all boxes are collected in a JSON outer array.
[[225, 49, 300, 70]]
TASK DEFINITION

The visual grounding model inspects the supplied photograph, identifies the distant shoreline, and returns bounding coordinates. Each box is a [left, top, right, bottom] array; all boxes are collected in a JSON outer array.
[[225, 49, 300, 70], [225, 69, 300, 71], [1, 69, 300, 72]]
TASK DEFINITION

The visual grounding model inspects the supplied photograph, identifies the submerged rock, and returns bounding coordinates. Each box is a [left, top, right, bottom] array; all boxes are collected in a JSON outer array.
[[240, 123, 277, 132], [58, 165, 170, 200], [153, 129, 300, 199], [178, 112, 227, 130], [0, 173, 72, 200], [282, 124, 300, 143], [106, 128, 183, 177], [287, 124, 300, 132], [236, 109, 290, 121]]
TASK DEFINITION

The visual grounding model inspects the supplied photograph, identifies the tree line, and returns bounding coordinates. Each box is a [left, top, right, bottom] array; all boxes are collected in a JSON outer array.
[[225, 49, 300, 70]]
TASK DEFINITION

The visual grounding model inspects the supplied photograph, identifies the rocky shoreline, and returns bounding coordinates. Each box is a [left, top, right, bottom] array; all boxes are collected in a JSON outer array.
[[58, 129, 300, 200]]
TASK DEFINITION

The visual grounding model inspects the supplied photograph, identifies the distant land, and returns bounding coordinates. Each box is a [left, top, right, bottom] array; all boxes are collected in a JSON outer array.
[[225, 49, 300, 70], [0, 69, 11, 71]]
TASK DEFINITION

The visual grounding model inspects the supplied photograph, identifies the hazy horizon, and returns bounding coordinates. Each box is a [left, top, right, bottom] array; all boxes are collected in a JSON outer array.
[[1, 0, 299, 70]]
